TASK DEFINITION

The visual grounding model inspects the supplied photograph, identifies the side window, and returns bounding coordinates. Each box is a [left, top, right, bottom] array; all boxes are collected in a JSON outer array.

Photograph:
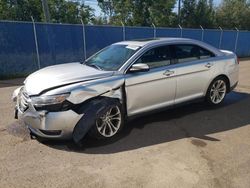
[[173, 44, 215, 64], [136, 45, 171, 69], [199, 47, 215, 59]]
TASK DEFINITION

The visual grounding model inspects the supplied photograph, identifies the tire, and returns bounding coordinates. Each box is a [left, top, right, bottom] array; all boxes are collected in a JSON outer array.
[[88, 99, 124, 140], [206, 77, 228, 105]]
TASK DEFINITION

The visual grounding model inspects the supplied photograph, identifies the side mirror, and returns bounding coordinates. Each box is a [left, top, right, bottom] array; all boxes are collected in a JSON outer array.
[[129, 63, 150, 73]]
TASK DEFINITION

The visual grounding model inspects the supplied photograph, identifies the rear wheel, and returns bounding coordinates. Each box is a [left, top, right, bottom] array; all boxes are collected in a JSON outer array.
[[206, 77, 228, 105]]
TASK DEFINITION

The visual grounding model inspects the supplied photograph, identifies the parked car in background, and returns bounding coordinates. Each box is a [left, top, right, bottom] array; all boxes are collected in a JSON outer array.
[[12, 38, 239, 143]]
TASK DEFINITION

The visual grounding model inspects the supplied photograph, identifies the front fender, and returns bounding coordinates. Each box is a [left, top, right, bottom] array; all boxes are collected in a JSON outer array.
[[66, 78, 125, 104]]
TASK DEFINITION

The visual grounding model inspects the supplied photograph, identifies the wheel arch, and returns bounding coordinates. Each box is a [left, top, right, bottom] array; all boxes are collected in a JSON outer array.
[[206, 74, 231, 94], [72, 95, 125, 143]]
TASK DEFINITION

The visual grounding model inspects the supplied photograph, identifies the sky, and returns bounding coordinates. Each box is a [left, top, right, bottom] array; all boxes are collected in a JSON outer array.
[[84, 0, 222, 17]]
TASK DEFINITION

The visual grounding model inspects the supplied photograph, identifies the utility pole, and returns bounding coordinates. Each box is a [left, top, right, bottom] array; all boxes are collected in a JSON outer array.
[[41, 0, 50, 22], [178, 0, 181, 25]]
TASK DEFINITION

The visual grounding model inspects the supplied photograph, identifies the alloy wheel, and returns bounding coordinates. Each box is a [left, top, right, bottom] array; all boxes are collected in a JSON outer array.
[[96, 106, 122, 137], [210, 79, 227, 104]]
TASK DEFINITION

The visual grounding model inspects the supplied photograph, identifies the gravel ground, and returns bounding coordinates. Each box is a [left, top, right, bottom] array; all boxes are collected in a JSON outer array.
[[0, 60, 250, 188]]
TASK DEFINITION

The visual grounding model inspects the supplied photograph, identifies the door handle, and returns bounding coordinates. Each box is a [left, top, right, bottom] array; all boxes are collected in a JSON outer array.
[[205, 63, 213, 68], [163, 70, 175, 76]]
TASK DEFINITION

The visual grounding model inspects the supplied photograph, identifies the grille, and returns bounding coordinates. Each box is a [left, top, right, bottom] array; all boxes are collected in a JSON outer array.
[[18, 88, 29, 113]]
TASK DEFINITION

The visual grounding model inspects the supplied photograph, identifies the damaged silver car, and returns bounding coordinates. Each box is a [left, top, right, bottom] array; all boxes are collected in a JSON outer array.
[[12, 38, 239, 143]]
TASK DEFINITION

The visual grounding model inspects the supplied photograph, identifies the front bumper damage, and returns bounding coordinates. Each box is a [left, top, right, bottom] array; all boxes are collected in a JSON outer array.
[[15, 102, 83, 139], [13, 77, 125, 141]]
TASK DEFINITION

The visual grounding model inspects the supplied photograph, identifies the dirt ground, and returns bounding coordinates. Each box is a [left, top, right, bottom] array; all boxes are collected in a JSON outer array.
[[0, 60, 250, 188]]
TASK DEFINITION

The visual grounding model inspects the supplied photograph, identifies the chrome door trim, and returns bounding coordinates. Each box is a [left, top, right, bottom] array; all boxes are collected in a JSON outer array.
[[205, 62, 213, 68], [163, 70, 175, 76]]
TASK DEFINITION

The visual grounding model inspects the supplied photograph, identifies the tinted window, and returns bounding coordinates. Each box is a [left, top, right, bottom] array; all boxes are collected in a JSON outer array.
[[199, 47, 215, 59], [136, 46, 171, 69], [173, 44, 214, 63]]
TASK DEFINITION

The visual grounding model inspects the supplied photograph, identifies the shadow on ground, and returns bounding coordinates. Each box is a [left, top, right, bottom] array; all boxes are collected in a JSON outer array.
[[0, 78, 24, 88], [28, 91, 250, 153]]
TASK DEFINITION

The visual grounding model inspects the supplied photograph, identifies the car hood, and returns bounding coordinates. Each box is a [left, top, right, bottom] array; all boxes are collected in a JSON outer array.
[[24, 63, 114, 95]]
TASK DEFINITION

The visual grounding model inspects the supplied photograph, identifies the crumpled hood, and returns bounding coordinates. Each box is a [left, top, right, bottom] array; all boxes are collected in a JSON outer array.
[[24, 62, 114, 95]]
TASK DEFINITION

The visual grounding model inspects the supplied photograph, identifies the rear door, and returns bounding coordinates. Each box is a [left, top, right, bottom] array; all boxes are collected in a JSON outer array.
[[171, 44, 215, 104]]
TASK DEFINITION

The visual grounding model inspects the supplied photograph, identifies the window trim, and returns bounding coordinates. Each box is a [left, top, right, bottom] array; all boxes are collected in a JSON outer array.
[[171, 43, 215, 64], [125, 44, 173, 74], [124, 42, 217, 74]]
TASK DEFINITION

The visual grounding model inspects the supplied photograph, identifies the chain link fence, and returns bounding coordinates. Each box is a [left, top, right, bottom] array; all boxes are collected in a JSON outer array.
[[1, 20, 250, 78]]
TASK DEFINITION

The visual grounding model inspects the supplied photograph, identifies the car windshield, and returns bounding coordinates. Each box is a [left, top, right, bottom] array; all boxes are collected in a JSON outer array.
[[84, 44, 140, 71]]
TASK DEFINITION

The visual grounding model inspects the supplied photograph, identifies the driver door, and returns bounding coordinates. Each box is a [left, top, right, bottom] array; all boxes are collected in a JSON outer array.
[[125, 45, 177, 116]]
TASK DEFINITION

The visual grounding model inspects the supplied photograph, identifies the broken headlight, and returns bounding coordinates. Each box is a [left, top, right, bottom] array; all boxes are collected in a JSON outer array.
[[31, 93, 72, 111]]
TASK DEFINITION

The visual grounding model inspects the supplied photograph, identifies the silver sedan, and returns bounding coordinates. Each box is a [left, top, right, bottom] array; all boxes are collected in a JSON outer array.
[[12, 38, 239, 143]]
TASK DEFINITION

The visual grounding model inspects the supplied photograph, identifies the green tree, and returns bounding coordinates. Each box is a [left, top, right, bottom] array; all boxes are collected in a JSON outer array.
[[195, 0, 215, 27], [129, 0, 152, 26], [181, 0, 215, 28], [97, 0, 115, 18], [216, 0, 250, 30], [149, 0, 176, 27], [48, 0, 94, 24], [97, 0, 176, 26], [0, 0, 94, 24], [180, 0, 196, 27], [0, 0, 43, 21], [92, 16, 108, 25], [110, 0, 132, 25]]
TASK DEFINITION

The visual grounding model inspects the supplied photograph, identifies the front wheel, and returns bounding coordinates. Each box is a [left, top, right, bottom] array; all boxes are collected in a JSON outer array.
[[88, 100, 124, 139], [206, 77, 228, 105]]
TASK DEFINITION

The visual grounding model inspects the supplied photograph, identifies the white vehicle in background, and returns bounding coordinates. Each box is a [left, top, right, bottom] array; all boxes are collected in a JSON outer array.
[[12, 38, 239, 143]]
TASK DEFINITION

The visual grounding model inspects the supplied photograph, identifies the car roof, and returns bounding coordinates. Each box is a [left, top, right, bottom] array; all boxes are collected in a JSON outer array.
[[114, 37, 194, 47], [114, 37, 224, 57]]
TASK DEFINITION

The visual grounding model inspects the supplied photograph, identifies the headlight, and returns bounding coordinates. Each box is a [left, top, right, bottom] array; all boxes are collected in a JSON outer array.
[[31, 93, 72, 111], [31, 93, 70, 107]]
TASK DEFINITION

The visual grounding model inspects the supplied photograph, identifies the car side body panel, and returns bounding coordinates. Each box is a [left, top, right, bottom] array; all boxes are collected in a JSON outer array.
[[172, 60, 212, 104], [125, 66, 176, 116]]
